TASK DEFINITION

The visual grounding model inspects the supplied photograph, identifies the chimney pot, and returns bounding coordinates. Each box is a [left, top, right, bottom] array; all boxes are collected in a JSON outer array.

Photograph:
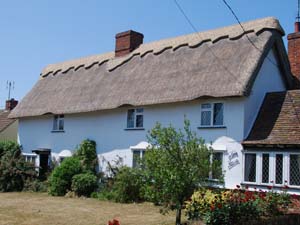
[[5, 98, 18, 111], [115, 30, 144, 57], [295, 22, 300, 33]]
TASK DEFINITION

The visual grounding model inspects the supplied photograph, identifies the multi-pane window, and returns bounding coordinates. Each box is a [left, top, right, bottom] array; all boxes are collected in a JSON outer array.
[[200, 103, 224, 126], [211, 152, 223, 180], [53, 115, 64, 131], [244, 153, 300, 187], [132, 150, 145, 168], [24, 155, 36, 166], [290, 155, 300, 186], [244, 153, 256, 182], [127, 108, 144, 128]]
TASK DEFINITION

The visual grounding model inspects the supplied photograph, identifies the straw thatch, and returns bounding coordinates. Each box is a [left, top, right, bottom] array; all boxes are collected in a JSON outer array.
[[10, 17, 294, 118]]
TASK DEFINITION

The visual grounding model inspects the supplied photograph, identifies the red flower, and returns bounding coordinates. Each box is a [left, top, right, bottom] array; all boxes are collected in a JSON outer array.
[[217, 203, 222, 209], [284, 185, 289, 189], [267, 186, 272, 190], [245, 185, 249, 189], [210, 204, 215, 211]]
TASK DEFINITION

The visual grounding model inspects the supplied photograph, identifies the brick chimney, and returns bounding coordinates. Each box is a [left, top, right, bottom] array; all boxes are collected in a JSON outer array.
[[5, 98, 18, 111], [287, 21, 300, 89], [115, 30, 144, 57]]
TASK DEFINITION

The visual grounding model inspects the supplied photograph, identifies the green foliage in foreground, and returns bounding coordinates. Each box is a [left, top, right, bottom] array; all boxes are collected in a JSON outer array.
[[71, 172, 98, 197], [74, 139, 98, 173], [0, 141, 36, 192], [143, 119, 222, 225]]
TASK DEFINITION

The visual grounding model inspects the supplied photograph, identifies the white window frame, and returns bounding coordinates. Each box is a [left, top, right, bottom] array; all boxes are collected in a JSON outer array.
[[23, 153, 37, 166], [208, 151, 224, 181], [126, 108, 144, 129], [132, 149, 145, 168], [200, 102, 224, 127], [243, 151, 299, 188], [53, 114, 64, 131]]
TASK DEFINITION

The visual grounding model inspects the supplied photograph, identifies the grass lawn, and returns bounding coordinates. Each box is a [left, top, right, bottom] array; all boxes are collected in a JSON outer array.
[[0, 192, 176, 225]]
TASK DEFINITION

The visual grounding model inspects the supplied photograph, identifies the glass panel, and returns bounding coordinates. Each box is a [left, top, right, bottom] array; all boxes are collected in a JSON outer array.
[[290, 155, 300, 186], [132, 150, 141, 168], [244, 153, 256, 182], [213, 103, 223, 126], [136, 115, 143, 128], [127, 109, 135, 128], [53, 116, 58, 130], [275, 154, 283, 184], [262, 154, 269, 183], [58, 119, 64, 130], [136, 108, 143, 113], [201, 103, 211, 109], [201, 111, 211, 126], [212, 152, 223, 179]]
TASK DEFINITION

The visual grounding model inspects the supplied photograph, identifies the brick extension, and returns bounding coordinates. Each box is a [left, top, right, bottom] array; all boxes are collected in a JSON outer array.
[[288, 22, 300, 89]]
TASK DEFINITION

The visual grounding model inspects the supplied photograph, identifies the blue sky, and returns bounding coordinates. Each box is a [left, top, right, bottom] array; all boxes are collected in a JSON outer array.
[[0, 0, 297, 108]]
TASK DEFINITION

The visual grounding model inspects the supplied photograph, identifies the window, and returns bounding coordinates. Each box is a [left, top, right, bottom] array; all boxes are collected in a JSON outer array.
[[200, 103, 224, 126], [132, 150, 145, 168], [210, 152, 223, 180], [244, 153, 256, 182], [127, 108, 143, 129], [244, 152, 300, 187], [23, 154, 36, 166], [53, 115, 64, 131]]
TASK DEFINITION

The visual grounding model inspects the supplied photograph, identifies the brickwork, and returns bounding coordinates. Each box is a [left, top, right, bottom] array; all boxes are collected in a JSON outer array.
[[5, 98, 18, 111], [115, 30, 143, 57]]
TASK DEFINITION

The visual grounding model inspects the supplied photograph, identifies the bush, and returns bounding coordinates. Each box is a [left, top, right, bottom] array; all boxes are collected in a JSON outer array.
[[71, 173, 98, 197], [185, 186, 292, 225], [74, 139, 97, 173], [48, 157, 82, 196], [23, 179, 48, 192], [0, 141, 36, 192], [112, 166, 145, 203]]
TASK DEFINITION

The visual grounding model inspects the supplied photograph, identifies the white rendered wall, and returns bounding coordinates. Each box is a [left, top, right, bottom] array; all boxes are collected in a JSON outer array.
[[244, 49, 286, 138], [0, 120, 18, 141], [19, 98, 245, 189]]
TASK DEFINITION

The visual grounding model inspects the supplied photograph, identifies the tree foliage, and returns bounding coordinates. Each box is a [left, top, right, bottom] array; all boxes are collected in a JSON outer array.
[[143, 119, 222, 225]]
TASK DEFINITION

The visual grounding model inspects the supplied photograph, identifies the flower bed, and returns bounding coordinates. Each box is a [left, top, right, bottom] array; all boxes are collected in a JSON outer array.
[[185, 185, 294, 225]]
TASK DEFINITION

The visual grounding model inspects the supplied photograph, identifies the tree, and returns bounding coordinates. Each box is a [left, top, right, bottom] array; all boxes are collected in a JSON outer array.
[[143, 119, 222, 225]]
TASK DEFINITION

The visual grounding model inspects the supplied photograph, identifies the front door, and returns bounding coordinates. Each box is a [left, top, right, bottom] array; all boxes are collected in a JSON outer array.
[[39, 154, 49, 180]]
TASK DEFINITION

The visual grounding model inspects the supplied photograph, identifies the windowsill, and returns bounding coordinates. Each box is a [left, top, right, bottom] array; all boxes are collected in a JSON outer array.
[[124, 128, 145, 131], [241, 182, 300, 190], [51, 130, 65, 133], [198, 126, 226, 129]]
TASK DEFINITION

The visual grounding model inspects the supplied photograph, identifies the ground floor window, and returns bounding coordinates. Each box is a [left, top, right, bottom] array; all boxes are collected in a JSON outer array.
[[244, 152, 300, 187], [209, 152, 224, 180], [23, 154, 37, 166], [132, 150, 145, 168]]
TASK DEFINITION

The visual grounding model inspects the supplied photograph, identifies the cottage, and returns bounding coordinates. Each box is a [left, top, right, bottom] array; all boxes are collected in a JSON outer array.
[[0, 99, 18, 141], [9, 17, 300, 191]]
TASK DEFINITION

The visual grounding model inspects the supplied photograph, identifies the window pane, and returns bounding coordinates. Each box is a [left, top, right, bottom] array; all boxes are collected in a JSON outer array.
[[275, 154, 283, 184], [127, 109, 135, 128], [53, 116, 58, 130], [213, 103, 223, 126], [244, 153, 256, 182], [262, 154, 269, 183], [136, 108, 143, 113], [290, 155, 300, 186], [58, 119, 64, 130], [201, 103, 211, 109], [132, 150, 140, 168], [201, 111, 211, 126], [136, 115, 143, 128], [212, 152, 223, 179]]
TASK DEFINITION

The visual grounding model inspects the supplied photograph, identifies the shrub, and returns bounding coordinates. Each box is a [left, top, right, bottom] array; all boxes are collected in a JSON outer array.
[[185, 187, 292, 225], [71, 173, 98, 197], [23, 179, 48, 192], [0, 141, 36, 192], [113, 166, 145, 203], [74, 139, 97, 173], [48, 157, 82, 196]]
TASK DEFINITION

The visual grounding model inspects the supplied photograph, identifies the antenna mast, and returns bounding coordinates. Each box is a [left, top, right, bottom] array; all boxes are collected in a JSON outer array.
[[6, 81, 14, 100]]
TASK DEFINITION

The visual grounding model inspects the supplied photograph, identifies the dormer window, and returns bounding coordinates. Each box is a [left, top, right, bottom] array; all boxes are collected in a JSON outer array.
[[200, 103, 224, 127], [53, 115, 64, 131], [127, 108, 144, 129]]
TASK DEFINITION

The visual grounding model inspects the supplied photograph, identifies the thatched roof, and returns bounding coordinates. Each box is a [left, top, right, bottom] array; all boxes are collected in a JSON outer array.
[[10, 17, 294, 118], [243, 90, 300, 147]]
